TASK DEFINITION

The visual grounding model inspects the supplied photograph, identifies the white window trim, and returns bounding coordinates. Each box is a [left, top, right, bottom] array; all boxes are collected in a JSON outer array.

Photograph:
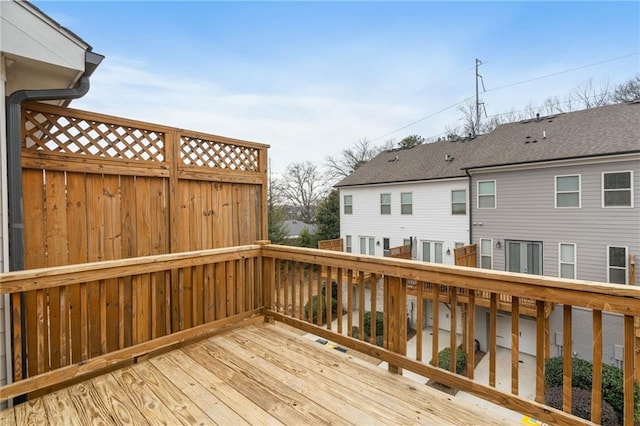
[[380, 193, 391, 215], [343, 195, 353, 214], [477, 180, 496, 209], [479, 238, 493, 269], [400, 192, 413, 215], [451, 189, 467, 215], [602, 170, 634, 208], [345, 235, 352, 253], [606, 245, 628, 284], [554, 174, 581, 208], [558, 242, 577, 279], [359, 236, 375, 256], [421, 240, 444, 264]]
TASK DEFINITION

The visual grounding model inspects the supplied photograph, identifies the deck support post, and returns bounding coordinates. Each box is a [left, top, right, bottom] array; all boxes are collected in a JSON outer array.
[[384, 276, 407, 374]]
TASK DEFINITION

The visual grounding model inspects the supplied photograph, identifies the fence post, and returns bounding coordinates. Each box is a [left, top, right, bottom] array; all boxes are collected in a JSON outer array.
[[256, 241, 272, 310], [385, 275, 407, 374]]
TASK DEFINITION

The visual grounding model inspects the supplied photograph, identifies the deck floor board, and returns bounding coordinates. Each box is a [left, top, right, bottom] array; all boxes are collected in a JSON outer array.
[[1, 321, 514, 425]]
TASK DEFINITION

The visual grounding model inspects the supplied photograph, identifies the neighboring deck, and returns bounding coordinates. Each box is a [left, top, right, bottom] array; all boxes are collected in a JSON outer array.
[[0, 321, 513, 425]]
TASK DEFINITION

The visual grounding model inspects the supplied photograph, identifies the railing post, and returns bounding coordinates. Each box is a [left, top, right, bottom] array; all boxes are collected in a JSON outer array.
[[256, 241, 272, 310], [385, 276, 407, 374]]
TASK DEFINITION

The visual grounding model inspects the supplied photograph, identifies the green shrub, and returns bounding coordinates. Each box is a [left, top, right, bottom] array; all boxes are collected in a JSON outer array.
[[303, 281, 340, 325], [545, 386, 618, 426], [544, 357, 639, 422], [362, 311, 384, 338], [304, 295, 327, 324], [432, 347, 467, 375], [351, 311, 384, 347]]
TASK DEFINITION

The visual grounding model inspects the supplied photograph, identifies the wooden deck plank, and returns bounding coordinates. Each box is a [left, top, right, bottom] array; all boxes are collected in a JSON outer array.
[[66, 381, 119, 425], [148, 352, 250, 426], [130, 361, 216, 425], [0, 406, 17, 426], [107, 367, 182, 425], [230, 326, 444, 424], [183, 342, 320, 425], [41, 391, 83, 425], [1, 320, 516, 425], [14, 398, 48, 426], [163, 349, 282, 426], [213, 331, 400, 425]]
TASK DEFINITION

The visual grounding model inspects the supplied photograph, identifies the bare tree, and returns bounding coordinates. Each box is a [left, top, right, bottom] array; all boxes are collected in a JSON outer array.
[[573, 78, 611, 108], [279, 161, 326, 224], [457, 99, 477, 136], [611, 74, 640, 103], [325, 138, 380, 183]]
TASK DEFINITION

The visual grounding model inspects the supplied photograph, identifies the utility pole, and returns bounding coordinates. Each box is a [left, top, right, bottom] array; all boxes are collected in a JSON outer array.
[[475, 58, 483, 136]]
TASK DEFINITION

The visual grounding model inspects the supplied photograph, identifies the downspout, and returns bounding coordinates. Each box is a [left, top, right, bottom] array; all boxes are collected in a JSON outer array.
[[465, 169, 473, 245], [5, 51, 103, 387], [6, 51, 102, 272]]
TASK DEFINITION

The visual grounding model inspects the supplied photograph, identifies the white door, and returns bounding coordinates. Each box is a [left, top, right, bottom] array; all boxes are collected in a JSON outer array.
[[495, 313, 536, 356]]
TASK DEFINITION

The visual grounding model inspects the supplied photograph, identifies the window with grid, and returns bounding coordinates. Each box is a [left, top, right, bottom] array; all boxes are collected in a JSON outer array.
[[607, 246, 627, 284], [603, 171, 632, 207], [343, 195, 353, 214], [559, 243, 576, 279], [400, 192, 412, 215], [380, 193, 391, 215], [451, 189, 466, 215], [555, 175, 580, 208], [478, 181, 495, 209]]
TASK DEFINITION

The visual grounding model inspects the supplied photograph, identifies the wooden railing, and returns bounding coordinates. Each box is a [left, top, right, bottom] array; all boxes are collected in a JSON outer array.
[[1, 244, 638, 425], [260, 245, 640, 426], [0, 244, 266, 400]]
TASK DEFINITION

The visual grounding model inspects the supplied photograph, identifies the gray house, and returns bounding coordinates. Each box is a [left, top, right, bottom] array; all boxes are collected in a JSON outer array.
[[463, 101, 639, 365]]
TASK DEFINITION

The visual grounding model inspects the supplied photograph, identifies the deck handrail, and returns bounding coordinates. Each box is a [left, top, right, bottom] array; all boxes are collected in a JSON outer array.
[[1, 244, 638, 425]]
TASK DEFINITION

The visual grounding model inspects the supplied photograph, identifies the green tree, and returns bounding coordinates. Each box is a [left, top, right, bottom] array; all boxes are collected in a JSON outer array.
[[298, 227, 318, 248], [315, 189, 340, 241], [268, 204, 288, 244], [398, 134, 425, 148]]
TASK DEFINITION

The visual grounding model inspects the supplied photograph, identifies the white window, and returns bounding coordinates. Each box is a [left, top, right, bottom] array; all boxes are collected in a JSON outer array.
[[555, 175, 581, 208], [422, 241, 443, 263], [480, 238, 493, 269], [345, 235, 352, 253], [559, 243, 576, 279], [359, 236, 375, 255], [400, 192, 412, 215], [451, 189, 466, 215], [344, 195, 353, 214], [607, 246, 628, 284], [478, 181, 496, 209], [380, 193, 391, 215], [603, 171, 633, 207]]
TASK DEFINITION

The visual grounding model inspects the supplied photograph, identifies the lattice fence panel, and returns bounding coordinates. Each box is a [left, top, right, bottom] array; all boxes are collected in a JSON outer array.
[[23, 108, 165, 162], [181, 135, 260, 171]]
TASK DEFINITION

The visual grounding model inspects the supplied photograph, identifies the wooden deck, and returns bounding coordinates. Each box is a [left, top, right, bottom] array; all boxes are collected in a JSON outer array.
[[0, 321, 513, 425]]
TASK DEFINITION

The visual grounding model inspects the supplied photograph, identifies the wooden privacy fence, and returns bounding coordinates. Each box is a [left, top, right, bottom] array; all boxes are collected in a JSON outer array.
[[20, 101, 268, 270]]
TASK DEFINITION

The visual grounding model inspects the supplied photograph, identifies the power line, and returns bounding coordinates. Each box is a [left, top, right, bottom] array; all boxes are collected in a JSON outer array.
[[368, 52, 639, 142], [484, 52, 639, 93]]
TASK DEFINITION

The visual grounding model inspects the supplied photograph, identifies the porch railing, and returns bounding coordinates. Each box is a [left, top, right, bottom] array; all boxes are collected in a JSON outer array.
[[1, 244, 638, 425]]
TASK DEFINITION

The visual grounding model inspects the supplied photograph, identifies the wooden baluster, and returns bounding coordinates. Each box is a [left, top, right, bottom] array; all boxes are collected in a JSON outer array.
[[562, 304, 572, 414], [358, 272, 365, 340], [489, 293, 497, 387], [623, 315, 634, 426], [432, 284, 440, 367], [370, 274, 377, 345], [535, 300, 546, 403], [347, 270, 354, 337], [511, 296, 519, 395], [591, 309, 602, 424], [466, 289, 475, 380], [326, 267, 333, 330], [450, 287, 458, 374], [416, 282, 424, 363]]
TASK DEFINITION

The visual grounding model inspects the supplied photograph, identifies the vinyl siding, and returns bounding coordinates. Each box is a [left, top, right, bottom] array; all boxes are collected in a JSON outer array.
[[340, 179, 469, 264], [471, 158, 640, 284]]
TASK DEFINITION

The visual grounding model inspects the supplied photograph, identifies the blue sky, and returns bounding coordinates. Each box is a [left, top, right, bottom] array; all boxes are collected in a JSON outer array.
[[36, 1, 639, 178]]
